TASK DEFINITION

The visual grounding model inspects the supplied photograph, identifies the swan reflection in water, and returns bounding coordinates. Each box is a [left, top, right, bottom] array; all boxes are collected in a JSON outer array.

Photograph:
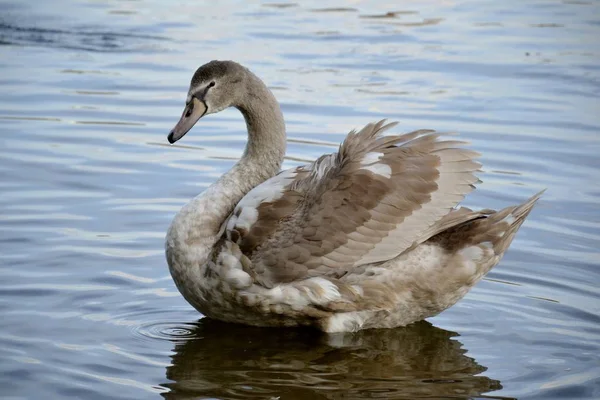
[[160, 320, 511, 399]]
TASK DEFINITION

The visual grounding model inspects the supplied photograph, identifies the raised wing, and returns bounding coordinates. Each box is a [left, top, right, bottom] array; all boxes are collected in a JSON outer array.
[[224, 120, 481, 287]]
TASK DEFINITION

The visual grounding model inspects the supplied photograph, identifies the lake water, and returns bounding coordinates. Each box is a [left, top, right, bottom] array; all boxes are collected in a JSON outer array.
[[1, 0, 599, 399]]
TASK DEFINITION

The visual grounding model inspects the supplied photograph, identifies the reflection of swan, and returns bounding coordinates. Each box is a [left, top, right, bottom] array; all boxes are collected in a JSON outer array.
[[161, 320, 505, 399], [165, 60, 542, 332]]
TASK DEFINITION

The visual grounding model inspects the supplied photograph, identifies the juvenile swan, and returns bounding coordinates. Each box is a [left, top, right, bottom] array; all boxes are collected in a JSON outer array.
[[165, 60, 542, 333]]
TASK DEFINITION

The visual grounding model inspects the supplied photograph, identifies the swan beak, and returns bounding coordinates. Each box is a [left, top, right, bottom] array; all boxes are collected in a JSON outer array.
[[168, 97, 207, 144]]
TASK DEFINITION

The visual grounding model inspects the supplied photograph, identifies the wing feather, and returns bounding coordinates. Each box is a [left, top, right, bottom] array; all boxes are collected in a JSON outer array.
[[224, 120, 481, 287]]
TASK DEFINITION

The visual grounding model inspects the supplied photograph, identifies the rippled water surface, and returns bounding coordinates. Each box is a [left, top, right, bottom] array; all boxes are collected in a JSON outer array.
[[1, 0, 599, 399]]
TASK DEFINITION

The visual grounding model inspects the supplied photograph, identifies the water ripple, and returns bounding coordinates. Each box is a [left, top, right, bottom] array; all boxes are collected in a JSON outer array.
[[135, 322, 198, 342]]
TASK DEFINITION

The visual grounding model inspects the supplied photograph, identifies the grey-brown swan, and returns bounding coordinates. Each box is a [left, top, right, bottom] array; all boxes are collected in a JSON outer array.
[[165, 60, 542, 332]]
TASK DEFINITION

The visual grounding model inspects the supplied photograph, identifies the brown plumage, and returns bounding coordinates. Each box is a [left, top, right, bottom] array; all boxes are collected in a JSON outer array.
[[430, 191, 543, 264], [165, 60, 543, 332], [230, 121, 482, 287]]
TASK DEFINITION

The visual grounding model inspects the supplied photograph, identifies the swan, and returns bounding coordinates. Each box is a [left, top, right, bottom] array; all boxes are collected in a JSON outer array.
[[165, 60, 542, 333]]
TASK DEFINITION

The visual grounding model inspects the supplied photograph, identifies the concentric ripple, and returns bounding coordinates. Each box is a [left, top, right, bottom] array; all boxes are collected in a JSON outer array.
[[134, 321, 198, 342], [107, 308, 201, 343]]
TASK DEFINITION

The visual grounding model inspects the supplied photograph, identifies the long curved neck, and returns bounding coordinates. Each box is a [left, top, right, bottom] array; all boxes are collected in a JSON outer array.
[[166, 71, 286, 267], [212, 70, 287, 231], [237, 71, 286, 178]]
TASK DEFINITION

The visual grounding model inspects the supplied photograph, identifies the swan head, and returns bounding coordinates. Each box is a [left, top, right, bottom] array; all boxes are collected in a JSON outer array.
[[168, 60, 248, 144]]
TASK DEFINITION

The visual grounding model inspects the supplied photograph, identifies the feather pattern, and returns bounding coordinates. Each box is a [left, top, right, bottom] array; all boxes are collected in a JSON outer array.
[[225, 121, 481, 287]]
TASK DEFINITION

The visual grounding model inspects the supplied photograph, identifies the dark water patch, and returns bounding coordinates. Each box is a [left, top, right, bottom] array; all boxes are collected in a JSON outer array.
[[0, 21, 169, 53], [160, 320, 506, 399]]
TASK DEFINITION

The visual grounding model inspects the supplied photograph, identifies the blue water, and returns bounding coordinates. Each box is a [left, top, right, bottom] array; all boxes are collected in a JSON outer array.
[[1, 0, 599, 398]]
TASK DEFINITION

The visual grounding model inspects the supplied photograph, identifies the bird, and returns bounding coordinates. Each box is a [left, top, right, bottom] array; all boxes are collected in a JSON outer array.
[[165, 60, 542, 333]]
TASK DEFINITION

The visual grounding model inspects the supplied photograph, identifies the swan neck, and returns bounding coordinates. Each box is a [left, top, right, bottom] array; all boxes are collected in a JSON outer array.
[[236, 71, 286, 181], [167, 71, 287, 265]]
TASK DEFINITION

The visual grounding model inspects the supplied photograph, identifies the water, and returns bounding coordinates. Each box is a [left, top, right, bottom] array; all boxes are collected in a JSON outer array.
[[1, 0, 599, 398]]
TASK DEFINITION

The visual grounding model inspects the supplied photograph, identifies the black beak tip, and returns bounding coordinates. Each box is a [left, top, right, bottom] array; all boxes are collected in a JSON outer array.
[[167, 131, 176, 144]]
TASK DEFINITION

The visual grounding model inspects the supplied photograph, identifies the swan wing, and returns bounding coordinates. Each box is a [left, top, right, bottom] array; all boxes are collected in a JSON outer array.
[[224, 120, 480, 287]]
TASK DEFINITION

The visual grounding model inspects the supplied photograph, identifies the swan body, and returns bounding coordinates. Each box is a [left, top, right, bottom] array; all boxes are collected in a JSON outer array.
[[165, 60, 541, 333]]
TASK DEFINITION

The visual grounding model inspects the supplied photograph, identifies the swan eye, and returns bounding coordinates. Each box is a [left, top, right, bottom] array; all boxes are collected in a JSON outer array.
[[208, 81, 216, 88]]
